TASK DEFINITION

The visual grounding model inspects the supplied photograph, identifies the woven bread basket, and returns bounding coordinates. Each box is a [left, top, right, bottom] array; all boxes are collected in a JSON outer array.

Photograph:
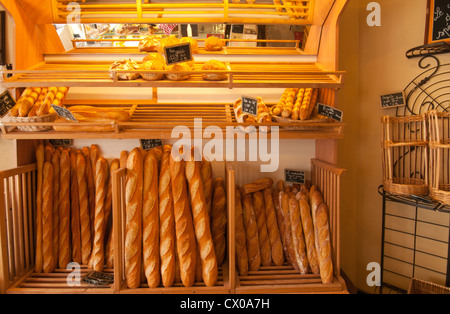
[[8, 113, 57, 132]]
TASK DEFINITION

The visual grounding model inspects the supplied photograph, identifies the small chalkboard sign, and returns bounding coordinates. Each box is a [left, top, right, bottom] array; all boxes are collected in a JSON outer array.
[[49, 139, 73, 147], [317, 103, 343, 122], [82, 271, 114, 286], [241, 96, 258, 117], [427, 0, 450, 44], [380, 92, 406, 109], [0, 90, 16, 118], [140, 139, 163, 151], [52, 105, 78, 122], [164, 42, 193, 66], [285, 169, 305, 184]]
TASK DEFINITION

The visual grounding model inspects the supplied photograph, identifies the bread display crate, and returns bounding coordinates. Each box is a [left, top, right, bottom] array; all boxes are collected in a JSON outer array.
[[227, 159, 347, 294], [381, 114, 429, 196]]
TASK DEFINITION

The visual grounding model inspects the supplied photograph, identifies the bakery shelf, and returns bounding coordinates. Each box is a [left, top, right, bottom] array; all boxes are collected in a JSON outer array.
[[0, 102, 345, 140], [0, 61, 344, 89], [51, 0, 314, 25]]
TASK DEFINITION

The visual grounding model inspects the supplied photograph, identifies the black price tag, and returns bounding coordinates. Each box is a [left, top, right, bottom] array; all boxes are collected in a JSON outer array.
[[51, 104, 78, 122], [82, 271, 114, 286], [317, 103, 343, 122], [241, 96, 258, 117], [164, 42, 193, 66], [380, 92, 406, 109], [285, 169, 305, 184], [140, 139, 163, 151], [49, 139, 73, 147], [0, 90, 16, 118]]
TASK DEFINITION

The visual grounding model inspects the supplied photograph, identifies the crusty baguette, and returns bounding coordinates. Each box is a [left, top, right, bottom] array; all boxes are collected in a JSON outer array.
[[240, 187, 261, 271], [89, 144, 100, 235], [120, 151, 129, 169], [82, 147, 96, 242], [185, 148, 218, 287], [281, 88, 298, 118], [51, 149, 60, 265], [10, 87, 32, 117], [67, 105, 130, 122], [200, 159, 213, 218], [291, 88, 305, 120], [159, 145, 176, 287], [242, 178, 273, 195], [235, 187, 249, 276], [70, 151, 82, 265], [76, 153, 92, 265], [142, 150, 160, 288], [279, 191, 298, 269], [28, 88, 48, 117], [125, 148, 144, 288], [252, 191, 272, 266], [315, 202, 334, 284], [272, 188, 286, 249], [35, 143, 45, 273], [288, 195, 309, 274], [19, 87, 41, 117], [36, 87, 58, 116], [42, 161, 55, 273], [44, 144, 54, 163], [310, 188, 323, 254], [104, 159, 119, 235], [211, 177, 227, 267], [298, 194, 320, 275], [58, 149, 71, 268], [272, 88, 290, 116], [263, 188, 284, 266], [169, 148, 197, 287], [299, 88, 313, 121], [105, 227, 114, 269]]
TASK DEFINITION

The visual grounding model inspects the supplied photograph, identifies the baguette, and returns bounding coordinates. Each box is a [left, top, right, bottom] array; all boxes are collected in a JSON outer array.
[[240, 187, 261, 271], [272, 188, 286, 249], [48, 87, 68, 115], [58, 149, 71, 268], [36, 87, 58, 116], [200, 159, 213, 218], [51, 149, 60, 264], [82, 147, 96, 242], [120, 151, 129, 169], [310, 188, 323, 254], [125, 148, 144, 288], [42, 162, 55, 273], [69, 151, 82, 265], [185, 148, 218, 287], [35, 144, 44, 273], [263, 188, 284, 266], [27, 88, 48, 117], [315, 202, 334, 284], [44, 144, 54, 163], [105, 227, 114, 269], [288, 195, 309, 274], [279, 191, 298, 269], [281, 88, 298, 118], [235, 187, 249, 276], [19, 87, 41, 117], [104, 159, 119, 270], [211, 177, 227, 266], [272, 88, 290, 116], [142, 150, 160, 288], [300, 88, 319, 121], [252, 191, 272, 266], [159, 145, 176, 287], [291, 88, 305, 120], [169, 148, 197, 287], [242, 178, 273, 195], [89, 144, 100, 235], [67, 105, 130, 122], [298, 194, 320, 275], [10, 87, 32, 117], [76, 153, 92, 265]]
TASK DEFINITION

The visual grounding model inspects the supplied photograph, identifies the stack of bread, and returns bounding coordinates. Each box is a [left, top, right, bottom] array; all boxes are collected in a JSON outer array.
[[34, 143, 116, 274], [9, 87, 69, 118], [235, 178, 334, 284], [272, 88, 319, 121], [123, 145, 227, 288]]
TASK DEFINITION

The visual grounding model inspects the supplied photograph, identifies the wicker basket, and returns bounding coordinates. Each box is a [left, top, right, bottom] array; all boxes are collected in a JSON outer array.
[[7, 113, 58, 132], [407, 278, 450, 294], [381, 114, 429, 196]]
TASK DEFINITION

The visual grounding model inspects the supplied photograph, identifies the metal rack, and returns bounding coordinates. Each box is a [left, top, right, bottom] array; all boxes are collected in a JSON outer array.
[[379, 186, 450, 294]]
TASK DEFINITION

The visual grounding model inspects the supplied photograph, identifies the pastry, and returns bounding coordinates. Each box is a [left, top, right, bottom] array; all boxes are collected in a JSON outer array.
[[211, 177, 227, 266], [140, 57, 166, 81], [166, 63, 191, 81], [202, 60, 228, 81], [142, 53, 166, 64], [263, 188, 284, 266], [109, 58, 140, 80], [139, 35, 163, 52], [235, 187, 249, 276], [205, 36, 224, 51], [240, 187, 261, 271], [180, 37, 199, 53], [233, 97, 272, 124]]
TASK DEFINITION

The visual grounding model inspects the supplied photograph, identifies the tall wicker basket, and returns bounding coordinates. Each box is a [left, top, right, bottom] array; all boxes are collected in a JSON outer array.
[[381, 114, 429, 196], [428, 110, 450, 204]]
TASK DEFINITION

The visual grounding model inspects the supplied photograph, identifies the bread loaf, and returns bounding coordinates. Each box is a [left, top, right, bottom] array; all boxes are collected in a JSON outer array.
[[10, 87, 32, 117], [159, 145, 176, 288], [272, 188, 286, 249], [142, 150, 160, 288], [76, 153, 92, 265], [315, 202, 334, 284], [185, 148, 218, 287], [235, 187, 249, 276], [242, 178, 274, 195], [89, 144, 100, 235], [35, 143, 44, 273], [125, 148, 144, 288], [200, 159, 213, 218], [51, 149, 60, 265], [310, 188, 323, 254], [210, 177, 227, 266], [28, 88, 48, 117], [104, 159, 119, 234], [70, 151, 82, 264], [298, 194, 319, 275], [240, 187, 261, 271], [252, 191, 272, 266], [36, 87, 58, 116], [291, 88, 305, 120], [263, 188, 284, 266], [288, 195, 309, 274], [279, 191, 297, 269], [19, 87, 41, 117], [169, 148, 197, 287], [120, 151, 129, 169], [42, 162, 55, 273], [82, 147, 96, 241], [58, 149, 71, 268]]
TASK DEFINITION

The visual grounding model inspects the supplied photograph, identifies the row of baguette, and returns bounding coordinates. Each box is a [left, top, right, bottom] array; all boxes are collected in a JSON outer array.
[[9, 87, 69, 118], [272, 88, 320, 121], [235, 178, 334, 284]]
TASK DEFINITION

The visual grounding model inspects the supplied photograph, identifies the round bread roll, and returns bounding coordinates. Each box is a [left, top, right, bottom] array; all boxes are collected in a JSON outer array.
[[142, 53, 165, 64], [158, 35, 180, 53], [140, 58, 166, 81], [205, 36, 224, 51], [166, 63, 191, 81], [139, 35, 163, 52], [202, 60, 227, 81], [180, 37, 199, 53]]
